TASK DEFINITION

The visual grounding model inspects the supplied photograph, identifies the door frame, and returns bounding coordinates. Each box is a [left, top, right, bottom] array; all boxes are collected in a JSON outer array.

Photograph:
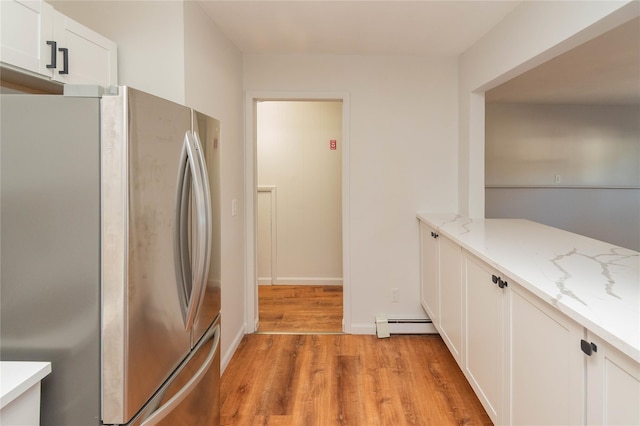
[[244, 91, 351, 333]]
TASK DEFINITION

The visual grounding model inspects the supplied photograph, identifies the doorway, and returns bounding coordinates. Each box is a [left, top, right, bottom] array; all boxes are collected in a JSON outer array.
[[256, 100, 343, 333], [244, 93, 351, 334]]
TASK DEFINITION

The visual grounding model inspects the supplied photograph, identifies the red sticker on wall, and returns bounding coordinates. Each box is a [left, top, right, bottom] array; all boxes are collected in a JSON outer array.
[[330, 140, 337, 150]]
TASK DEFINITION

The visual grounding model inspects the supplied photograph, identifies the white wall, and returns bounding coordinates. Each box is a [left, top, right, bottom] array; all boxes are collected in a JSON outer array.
[[244, 55, 459, 332], [257, 101, 343, 285], [486, 103, 640, 187], [458, 0, 638, 217], [50, 0, 245, 370]]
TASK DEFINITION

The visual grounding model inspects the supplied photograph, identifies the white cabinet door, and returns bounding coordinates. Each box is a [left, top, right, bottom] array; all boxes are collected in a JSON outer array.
[[0, 0, 117, 87], [0, 0, 54, 77], [439, 235, 463, 367], [586, 332, 640, 425], [464, 253, 507, 424], [510, 284, 585, 425], [419, 221, 439, 323], [51, 10, 117, 86]]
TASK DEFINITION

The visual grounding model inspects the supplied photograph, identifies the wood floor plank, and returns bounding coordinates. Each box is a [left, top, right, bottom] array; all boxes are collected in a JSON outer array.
[[258, 285, 343, 333], [221, 334, 492, 425]]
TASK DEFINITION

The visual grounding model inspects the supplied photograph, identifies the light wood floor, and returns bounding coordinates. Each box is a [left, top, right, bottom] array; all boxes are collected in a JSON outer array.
[[258, 285, 343, 333], [222, 285, 491, 425], [220, 334, 492, 425]]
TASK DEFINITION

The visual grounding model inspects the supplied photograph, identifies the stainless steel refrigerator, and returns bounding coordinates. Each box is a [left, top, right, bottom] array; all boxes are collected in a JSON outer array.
[[0, 86, 221, 425]]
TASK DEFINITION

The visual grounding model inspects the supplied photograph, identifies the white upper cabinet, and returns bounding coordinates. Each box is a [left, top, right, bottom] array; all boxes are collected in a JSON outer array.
[[51, 10, 117, 86], [1, 0, 117, 87], [0, 0, 53, 75]]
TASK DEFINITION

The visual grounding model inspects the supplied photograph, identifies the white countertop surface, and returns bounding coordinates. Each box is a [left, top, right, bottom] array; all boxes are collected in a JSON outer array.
[[417, 213, 640, 364], [0, 362, 52, 409]]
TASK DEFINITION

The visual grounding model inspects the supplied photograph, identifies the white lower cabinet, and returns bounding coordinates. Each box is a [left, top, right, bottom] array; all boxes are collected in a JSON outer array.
[[420, 222, 464, 367], [510, 285, 585, 425], [464, 253, 508, 425], [417, 219, 640, 425], [586, 332, 640, 425], [419, 221, 439, 323], [438, 235, 463, 367]]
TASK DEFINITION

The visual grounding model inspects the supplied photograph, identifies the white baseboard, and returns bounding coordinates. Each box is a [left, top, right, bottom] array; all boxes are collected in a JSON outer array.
[[273, 277, 343, 285], [387, 320, 438, 334], [221, 323, 246, 374]]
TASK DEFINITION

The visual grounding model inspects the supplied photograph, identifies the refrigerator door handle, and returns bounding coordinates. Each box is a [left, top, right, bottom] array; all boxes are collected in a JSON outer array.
[[139, 324, 220, 426], [180, 131, 208, 331], [190, 130, 213, 318], [175, 141, 192, 323]]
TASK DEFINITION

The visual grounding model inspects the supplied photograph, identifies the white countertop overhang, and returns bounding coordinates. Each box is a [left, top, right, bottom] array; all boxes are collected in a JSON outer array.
[[0, 361, 52, 409], [417, 213, 640, 364]]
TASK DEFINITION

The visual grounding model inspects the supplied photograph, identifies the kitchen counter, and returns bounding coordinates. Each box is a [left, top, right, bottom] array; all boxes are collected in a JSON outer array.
[[1, 361, 52, 424], [417, 213, 640, 363]]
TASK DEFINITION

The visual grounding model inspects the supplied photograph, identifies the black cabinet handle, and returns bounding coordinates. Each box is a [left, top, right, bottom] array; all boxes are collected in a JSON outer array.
[[580, 339, 597, 356], [491, 274, 508, 288], [58, 47, 69, 74], [46, 41, 57, 69], [430, 231, 439, 238]]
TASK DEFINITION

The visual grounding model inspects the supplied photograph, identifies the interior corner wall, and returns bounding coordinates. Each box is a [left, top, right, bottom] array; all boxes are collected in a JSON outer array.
[[257, 101, 343, 285], [458, 0, 638, 218], [49, 0, 186, 104], [244, 54, 459, 333]]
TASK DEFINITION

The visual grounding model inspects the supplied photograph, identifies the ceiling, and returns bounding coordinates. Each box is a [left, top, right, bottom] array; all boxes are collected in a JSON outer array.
[[198, 1, 639, 105], [197, 1, 520, 56], [486, 16, 640, 105]]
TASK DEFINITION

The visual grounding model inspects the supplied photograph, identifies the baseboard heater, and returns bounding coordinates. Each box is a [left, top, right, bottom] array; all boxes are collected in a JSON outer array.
[[376, 315, 439, 338]]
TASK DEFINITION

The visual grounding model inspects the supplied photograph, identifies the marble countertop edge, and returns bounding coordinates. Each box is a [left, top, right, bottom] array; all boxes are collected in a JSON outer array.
[[416, 212, 640, 364]]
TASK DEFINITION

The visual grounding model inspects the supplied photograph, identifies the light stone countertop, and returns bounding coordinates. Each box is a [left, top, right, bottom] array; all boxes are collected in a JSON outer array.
[[417, 212, 640, 364]]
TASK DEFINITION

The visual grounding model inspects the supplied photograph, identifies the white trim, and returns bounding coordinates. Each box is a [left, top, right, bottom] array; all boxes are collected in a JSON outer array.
[[272, 277, 343, 286], [486, 185, 640, 190], [256, 186, 277, 284], [220, 321, 245, 374], [245, 91, 351, 334]]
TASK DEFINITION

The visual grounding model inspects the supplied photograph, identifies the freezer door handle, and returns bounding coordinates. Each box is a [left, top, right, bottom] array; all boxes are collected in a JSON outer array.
[[139, 324, 220, 426]]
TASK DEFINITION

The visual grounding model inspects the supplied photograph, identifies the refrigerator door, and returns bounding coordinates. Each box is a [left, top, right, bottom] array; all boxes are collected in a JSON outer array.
[[0, 94, 102, 425], [102, 87, 194, 424], [126, 316, 221, 426], [191, 111, 222, 346]]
